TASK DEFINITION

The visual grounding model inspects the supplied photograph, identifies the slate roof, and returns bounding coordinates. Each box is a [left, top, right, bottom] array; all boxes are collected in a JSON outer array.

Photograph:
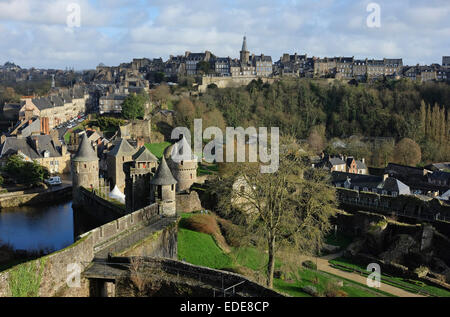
[[254, 55, 272, 63], [356, 160, 367, 170], [107, 138, 136, 157], [132, 146, 158, 162], [150, 156, 177, 185], [32, 97, 53, 110], [100, 94, 127, 101], [49, 95, 64, 107], [331, 171, 383, 188], [429, 171, 450, 182], [73, 133, 98, 162], [165, 136, 198, 162], [0, 135, 61, 159], [378, 177, 411, 195], [329, 157, 346, 166], [440, 189, 450, 200]]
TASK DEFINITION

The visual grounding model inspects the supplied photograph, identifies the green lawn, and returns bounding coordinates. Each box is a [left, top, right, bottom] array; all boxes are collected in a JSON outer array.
[[198, 163, 219, 176], [177, 213, 392, 297], [145, 142, 171, 159], [330, 257, 450, 297]]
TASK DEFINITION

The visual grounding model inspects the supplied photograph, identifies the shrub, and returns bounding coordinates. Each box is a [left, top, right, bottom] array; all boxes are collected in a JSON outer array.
[[302, 260, 317, 270], [324, 280, 342, 297], [301, 285, 319, 297], [414, 266, 429, 278]]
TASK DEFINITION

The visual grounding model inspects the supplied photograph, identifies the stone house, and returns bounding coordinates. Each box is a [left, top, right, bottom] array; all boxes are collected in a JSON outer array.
[[428, 171, 450, 187], [0, 134, 70, 174]]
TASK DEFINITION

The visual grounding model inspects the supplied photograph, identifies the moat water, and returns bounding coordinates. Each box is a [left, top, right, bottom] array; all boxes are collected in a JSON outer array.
[[0, 200, 76, 252]]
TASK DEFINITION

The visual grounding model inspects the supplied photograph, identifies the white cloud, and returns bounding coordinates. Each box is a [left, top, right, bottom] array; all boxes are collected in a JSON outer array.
[[0, 0, 448, 69]]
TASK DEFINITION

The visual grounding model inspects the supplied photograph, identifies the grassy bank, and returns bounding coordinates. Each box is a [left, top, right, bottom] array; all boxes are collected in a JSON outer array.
[[177, 213, 392, 297], [145, 142, 171, 159]]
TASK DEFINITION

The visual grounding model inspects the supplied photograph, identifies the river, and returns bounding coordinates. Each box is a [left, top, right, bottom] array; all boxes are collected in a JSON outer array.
[[0, 200, 75, 252]]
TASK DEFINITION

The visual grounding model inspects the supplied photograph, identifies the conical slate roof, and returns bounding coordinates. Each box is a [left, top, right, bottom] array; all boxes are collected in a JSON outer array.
[[107, 138, 135, 157], [242, 36, 248, 52], [164, 135, 198, 162], [73, 133, 98, 162], [132, 146, 158, 162], [150, 156, 177, 185]]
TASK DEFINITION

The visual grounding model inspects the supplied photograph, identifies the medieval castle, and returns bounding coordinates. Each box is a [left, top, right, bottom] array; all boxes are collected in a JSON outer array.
[[71, 133, 198, 215]]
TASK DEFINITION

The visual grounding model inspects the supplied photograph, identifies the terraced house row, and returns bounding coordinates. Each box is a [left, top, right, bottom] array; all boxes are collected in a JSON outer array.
[[5, 87, 89, 130]]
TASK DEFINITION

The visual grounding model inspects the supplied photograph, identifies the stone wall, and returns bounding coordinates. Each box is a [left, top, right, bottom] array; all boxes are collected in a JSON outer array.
[[176, 191, 203, 213], [116, 220, 178, 259], [120, 119, 152, 143], [83, 203, 160, 254], [336, 187, 450, 222], [0, 233, 94, 297], [76, 186, 127, 224], [112, 256, 283, 297], [0, 199, 164, 297], [0, 186, 72, 208], [198, 76, 278, 92]]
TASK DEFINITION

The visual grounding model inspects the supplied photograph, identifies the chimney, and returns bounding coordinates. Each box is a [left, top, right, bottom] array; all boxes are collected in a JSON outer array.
[[32, 136, 39, 151], [137, 137, 145, 148], [362, 158, 365, 164], [1, 134, 6, 144], [383, 174, 389, 181]]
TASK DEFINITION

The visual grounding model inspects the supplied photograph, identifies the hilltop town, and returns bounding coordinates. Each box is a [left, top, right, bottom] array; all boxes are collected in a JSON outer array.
[[0, 35, 449, 299]]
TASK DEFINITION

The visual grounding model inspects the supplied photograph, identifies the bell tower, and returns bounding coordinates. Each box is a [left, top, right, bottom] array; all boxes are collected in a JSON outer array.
[[240, 36, 250, 65]]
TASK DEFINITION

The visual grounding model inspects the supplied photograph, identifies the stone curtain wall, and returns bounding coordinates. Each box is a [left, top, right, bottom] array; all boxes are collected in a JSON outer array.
[[198, 76, 277, 92], [336, 187, 450, 222], [78, 187, 127, 223], [0, 234, 95, 297], [116, 219, 178, 259], [82, 202, 160, 254], [176, 191, 203, 213], [0, 195, 161, 297]]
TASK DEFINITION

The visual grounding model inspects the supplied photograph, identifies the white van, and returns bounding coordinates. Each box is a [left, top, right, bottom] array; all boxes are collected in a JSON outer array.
[[45, 176, 62, 186]]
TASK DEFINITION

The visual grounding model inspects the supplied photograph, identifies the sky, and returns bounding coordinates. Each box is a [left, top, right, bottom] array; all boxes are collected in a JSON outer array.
[[0, 0, 448, 70]]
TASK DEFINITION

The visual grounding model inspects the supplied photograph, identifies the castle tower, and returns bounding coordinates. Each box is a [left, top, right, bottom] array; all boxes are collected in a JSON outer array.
[[124, 146, 159, 212], [72, 133, 99, 206], [240, 36, 250, 65], [150, 156, 177, 216], [164, 135, 198, 192], [106, 138, 136, 192]]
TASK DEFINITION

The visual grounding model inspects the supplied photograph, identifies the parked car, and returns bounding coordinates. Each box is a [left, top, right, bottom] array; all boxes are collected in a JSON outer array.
[[44, 176, 62, 186]]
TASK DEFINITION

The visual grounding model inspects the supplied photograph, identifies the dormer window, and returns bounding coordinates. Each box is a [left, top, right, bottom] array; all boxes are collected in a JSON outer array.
[[43, 150, 50, 158]]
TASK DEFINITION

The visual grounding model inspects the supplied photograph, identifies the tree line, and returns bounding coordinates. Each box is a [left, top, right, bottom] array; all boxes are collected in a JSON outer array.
[[170, 78, 449, 165]]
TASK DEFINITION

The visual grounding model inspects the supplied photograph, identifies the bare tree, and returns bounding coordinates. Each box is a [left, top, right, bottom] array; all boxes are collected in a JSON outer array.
[[209, 136, 337, 288], [393, 138, 422, 166]]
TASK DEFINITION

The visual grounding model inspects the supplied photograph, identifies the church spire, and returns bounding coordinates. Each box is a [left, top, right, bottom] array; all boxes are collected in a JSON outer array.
[[242, 36, 248, 52]]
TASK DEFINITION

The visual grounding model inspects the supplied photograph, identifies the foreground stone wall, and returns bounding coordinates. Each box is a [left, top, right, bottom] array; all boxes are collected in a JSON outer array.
[[0, 198, 164, 297], [0, 233, 95, 297]]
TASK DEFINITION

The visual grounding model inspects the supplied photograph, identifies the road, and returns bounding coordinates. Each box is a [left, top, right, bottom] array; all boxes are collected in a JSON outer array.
[[298, 251, 424, 297]]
